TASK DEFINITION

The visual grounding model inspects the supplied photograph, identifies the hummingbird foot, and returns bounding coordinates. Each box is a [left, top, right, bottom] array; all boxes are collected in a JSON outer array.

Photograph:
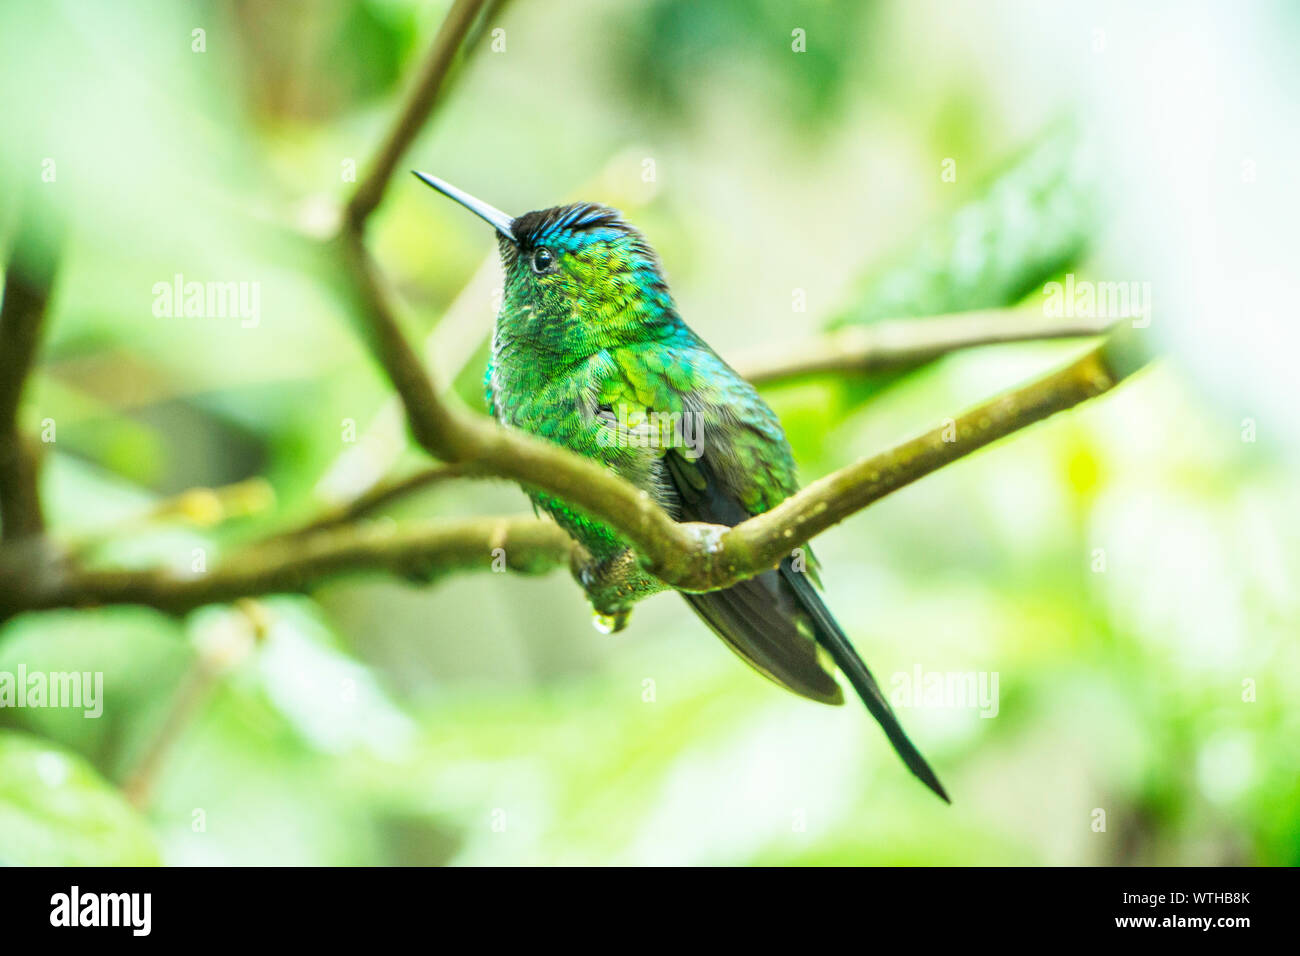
[[570, 546, 667, 629]]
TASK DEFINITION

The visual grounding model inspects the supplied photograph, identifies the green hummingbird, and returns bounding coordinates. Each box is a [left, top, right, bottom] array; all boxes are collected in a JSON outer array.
[[415, 171, 949, 802]]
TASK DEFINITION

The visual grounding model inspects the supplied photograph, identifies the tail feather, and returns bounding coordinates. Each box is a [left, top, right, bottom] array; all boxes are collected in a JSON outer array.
[[682, 572, 844, 705], [779, 561, 951, 803]]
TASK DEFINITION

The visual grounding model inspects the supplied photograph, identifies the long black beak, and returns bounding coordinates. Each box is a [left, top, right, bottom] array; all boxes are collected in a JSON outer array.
[[412, 170, 515, 242]]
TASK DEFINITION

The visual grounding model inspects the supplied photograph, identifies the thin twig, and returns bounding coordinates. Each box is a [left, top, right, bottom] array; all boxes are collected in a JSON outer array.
[[0, 516, 577, 616], [121, 600, 268, 808], [275, 463, 484, 539], [738, 308, 1117, 386]]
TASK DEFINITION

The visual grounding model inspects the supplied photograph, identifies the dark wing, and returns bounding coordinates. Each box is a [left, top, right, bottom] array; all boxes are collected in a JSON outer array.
[[664, 451, 843, 705]]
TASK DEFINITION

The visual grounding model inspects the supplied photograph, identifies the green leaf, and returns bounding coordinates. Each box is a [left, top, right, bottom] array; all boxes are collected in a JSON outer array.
[[0, 730, 159, 865], [834, 122, 1096, 328]]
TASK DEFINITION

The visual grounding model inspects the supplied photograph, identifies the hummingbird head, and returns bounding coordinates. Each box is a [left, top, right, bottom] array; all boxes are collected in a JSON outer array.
[[413, 171, 680, 356]]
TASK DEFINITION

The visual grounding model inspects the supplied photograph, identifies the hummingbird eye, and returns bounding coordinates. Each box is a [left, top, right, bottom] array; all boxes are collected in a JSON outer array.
[[530, 246, 556, 275]]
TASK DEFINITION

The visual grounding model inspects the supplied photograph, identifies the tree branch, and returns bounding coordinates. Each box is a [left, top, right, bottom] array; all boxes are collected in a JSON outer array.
[[689, 328, 1148, 591], [0, 210, 60, 540], [275, 463, 484, 539], [402, 328, 1146, 599], [292, 308, 1120, 527], [0, 517, 576, 617], [343, 0, 489, 231], [0, 329, 1149, 620]]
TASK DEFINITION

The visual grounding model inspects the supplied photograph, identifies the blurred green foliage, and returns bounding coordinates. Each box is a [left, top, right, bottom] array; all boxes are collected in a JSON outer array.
[[0, 0, 1296, 866], [0, 729, 159, 865], [614, 0, 879, 135], [834, 123, 1095, 326]]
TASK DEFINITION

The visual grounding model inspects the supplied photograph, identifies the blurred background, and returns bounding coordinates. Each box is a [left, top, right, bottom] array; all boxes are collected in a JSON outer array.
[[0, 0, 1297, 865]]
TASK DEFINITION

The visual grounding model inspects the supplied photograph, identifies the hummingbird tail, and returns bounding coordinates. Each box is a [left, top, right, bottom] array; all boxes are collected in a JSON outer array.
[[662, 447, 948, 801], [779, 561, 951, 804]]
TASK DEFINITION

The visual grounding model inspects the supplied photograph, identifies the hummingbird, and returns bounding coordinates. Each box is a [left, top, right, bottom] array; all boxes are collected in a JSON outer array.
[[414, 171, 949, 802]]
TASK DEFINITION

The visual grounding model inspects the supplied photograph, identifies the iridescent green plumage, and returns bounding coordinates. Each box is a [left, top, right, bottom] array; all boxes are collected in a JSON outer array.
[[416, 172, 948, 802]]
